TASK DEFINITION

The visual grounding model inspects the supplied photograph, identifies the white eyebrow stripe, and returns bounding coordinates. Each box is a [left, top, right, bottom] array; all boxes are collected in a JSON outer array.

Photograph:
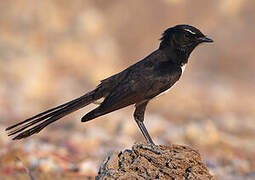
[[184, 29, 196, 35]]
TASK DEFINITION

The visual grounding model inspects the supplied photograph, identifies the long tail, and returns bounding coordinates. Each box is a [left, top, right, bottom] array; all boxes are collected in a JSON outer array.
[[6, 90, 101, 140]]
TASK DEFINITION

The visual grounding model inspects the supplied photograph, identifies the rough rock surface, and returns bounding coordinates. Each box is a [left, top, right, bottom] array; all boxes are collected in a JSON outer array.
[[96, 143, 215, 180]]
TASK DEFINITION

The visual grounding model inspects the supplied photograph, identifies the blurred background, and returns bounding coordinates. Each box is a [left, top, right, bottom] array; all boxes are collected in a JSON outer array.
[[0, 0, 254, 179]]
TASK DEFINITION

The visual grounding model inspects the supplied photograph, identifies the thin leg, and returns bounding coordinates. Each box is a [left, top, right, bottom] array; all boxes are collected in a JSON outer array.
[[134, 100, 155, 145], [136, 120, 155, 145]]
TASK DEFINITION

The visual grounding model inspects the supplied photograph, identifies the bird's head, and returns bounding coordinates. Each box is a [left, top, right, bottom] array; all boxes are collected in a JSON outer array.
[[159, 24, 213, 53]]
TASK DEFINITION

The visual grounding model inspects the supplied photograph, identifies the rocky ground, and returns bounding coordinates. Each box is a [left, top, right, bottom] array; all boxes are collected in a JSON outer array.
[[96, 142, 215, 179]]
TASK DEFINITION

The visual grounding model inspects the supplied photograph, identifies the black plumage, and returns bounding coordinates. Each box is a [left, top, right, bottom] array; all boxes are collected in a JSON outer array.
[[6, 24, 213, 144]]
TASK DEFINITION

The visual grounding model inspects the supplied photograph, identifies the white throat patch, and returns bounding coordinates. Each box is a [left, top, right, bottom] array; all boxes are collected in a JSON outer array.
[[184, 29, 196, 35]]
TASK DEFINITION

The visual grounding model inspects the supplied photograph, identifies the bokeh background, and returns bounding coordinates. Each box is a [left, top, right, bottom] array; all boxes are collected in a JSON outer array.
[[0, 0, 254, 179]]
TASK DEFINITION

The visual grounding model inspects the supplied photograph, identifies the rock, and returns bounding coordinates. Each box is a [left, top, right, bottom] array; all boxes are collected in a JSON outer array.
[[96, 142, 215, 180]]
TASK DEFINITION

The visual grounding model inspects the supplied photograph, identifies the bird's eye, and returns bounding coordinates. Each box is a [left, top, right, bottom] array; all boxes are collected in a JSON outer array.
[[184, 33, 190, 38]]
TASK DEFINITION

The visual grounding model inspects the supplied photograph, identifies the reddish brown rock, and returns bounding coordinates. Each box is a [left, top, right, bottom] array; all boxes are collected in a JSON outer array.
[[96, 142, 215, 180]]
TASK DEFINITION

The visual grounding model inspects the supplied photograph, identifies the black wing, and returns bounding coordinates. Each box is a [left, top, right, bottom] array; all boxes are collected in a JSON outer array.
[[100, 58, 182, 112]]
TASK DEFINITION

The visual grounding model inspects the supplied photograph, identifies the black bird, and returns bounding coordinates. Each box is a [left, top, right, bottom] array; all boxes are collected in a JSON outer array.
[[6, 24, 213, 144]]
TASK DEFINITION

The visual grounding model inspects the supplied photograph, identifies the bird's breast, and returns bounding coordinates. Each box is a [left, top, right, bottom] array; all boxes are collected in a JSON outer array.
[[154, 63, 186, 99], [181, 63, 186, 73]]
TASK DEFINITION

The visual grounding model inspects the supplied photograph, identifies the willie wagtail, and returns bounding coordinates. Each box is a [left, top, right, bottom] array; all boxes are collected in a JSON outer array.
[[6, 24, 213, 144]]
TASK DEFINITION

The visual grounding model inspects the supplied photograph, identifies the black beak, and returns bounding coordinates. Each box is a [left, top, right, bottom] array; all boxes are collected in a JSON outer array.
[[199, 36, 213, 43]]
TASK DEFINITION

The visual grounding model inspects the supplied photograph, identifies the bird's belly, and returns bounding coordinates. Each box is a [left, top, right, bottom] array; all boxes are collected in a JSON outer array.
[[155, 88, 171, 98]]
